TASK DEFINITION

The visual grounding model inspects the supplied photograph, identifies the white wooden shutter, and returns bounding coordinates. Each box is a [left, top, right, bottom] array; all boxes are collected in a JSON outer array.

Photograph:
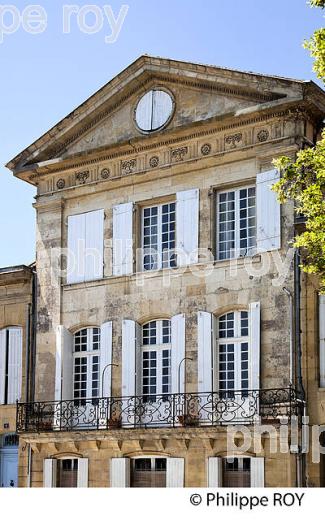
[[176, 189, 199, 266], [320, 295, 325, 387], [85, 209, 104, 281], [135, 322, 142, 396], [122, 320, 136, 397], [256, 169, 281, 252], [198, 312, 213, 393], [166, 458, 184, 487], [9, 328, 22, 403], [67, 213, 86, 284], [0, 329, 7, 405], [113, 203, 133, 276], [100, 321, 113, 397], [55, 326, 74, 401], [249, 302, 261, 391], [171, 314, 186, 394], [250, 457, 265, 487], [43, 459, 57, 488], [77, 459, 89, 487], [7, 328, 23, 403], [110, 458, 130, 487], [207, 457, 223, 487]]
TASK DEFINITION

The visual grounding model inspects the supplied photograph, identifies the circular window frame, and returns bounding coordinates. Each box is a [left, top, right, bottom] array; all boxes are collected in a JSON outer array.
[[133, 87, 175, 135]]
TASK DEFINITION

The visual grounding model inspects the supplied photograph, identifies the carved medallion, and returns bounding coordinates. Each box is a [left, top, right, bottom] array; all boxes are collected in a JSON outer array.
[[75, 170, 90, 184], [101, 168, 110, 179], [56, 179, 65, 190], [149, 156, 159, 168], [257, 129, 269, 142], [201, 143, 211, 156]]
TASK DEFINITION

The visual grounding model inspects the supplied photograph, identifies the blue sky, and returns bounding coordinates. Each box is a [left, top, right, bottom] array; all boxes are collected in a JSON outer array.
[[0, 0, 323, 267]]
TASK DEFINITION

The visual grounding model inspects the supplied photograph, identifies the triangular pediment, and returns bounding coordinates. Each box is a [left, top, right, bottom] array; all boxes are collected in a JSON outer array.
[[6, 55, 325, 176]]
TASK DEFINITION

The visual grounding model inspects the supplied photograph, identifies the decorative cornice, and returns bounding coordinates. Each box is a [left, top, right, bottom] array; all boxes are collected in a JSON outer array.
[[30, 104, 307, 183]]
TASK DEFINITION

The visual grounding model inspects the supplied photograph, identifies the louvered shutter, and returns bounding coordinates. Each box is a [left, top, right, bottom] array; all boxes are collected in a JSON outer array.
[[67, 213, 86, 284], [0, 329, 6, 405], [113, 203, 133, 276], [110, 458, 130, 487], [85, 209, 104, 281], [176, 189, 199, 266], [249, 302, 261, 391], [166, 458, 184, 487], [43, 459, 57, 488], [100, 321, 113, 398], [55, 326, 74, 401], [256, 169, 281, 252], [320, 295, 325, 387], [135, 322, 142, 396], [208, 457, 223, 487], [77, 459, 89, 487], [7, 328, 22, 403], [250, 457, 265, 487], [198, 312, 213, 393], [122, 320, 137, 398], [171, 314, 186, 394]]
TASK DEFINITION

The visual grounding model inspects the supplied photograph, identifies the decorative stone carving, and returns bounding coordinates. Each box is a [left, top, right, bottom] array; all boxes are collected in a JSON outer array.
[[225, 133, 242, 149], [149, 156, 159, 168], [100, 168, 110, 179], [75, 170, 90, 184], [257, 129, 269, 142], [56, 178, 65, 190], [121, 159, 136, 174], [201, 143, 211, 156], [171, 146, 188, 162]]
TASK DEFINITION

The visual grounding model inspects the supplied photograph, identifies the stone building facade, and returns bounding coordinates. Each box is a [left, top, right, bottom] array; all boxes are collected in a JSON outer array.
[[3, 56, 325, 487]]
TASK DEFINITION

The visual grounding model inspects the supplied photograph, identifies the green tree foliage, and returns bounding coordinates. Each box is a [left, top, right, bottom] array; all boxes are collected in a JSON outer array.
[[273, 0, 325, 291]]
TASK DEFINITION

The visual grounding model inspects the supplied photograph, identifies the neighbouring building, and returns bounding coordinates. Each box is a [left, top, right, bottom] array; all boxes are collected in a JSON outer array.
[[0, 264, 34, 487], [2, 56, 325, 487]]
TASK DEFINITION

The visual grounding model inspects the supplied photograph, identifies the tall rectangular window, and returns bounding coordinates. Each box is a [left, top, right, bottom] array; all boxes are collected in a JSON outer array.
[[73, 328, 100, 404], [142, 320, 171, 402], [217, 187, 256, 260], [142, 203, 176, 270]]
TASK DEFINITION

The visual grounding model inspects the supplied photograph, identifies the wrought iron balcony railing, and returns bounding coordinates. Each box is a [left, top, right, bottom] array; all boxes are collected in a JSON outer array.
[[16, 388, 304, 433]]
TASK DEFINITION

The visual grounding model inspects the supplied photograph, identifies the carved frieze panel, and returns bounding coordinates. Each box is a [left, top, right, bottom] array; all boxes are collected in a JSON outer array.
[[171, 146, 188, 162], [121, 159, 137, 175], [224, 132, 242, 150]]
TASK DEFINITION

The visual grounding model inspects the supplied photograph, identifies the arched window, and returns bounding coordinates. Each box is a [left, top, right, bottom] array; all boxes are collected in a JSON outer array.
[[142, 320, 171, 401], [218, 311, 249, 396], [73, 327, 100, 402]]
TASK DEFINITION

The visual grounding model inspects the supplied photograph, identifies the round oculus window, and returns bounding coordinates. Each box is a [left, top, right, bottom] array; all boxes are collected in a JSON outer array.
[[135, 89, 173, 132]]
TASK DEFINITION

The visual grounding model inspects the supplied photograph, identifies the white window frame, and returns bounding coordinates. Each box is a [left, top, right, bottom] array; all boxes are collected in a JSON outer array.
[[141, 202, 176, 271], [216, 185, 256, 260], [217, 311, 250, 394], [142, 320, 171, 399], [73, 328, 101, 401]]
